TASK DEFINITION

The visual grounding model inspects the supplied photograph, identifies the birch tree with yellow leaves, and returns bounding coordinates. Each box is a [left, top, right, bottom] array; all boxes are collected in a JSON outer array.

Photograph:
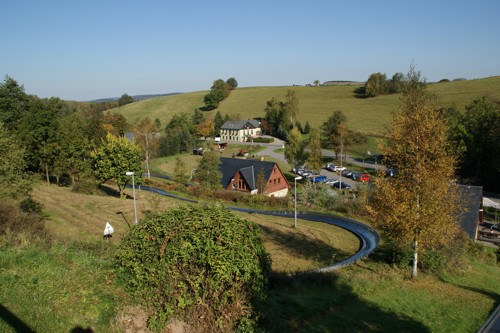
[[368, 68, 460, 277]]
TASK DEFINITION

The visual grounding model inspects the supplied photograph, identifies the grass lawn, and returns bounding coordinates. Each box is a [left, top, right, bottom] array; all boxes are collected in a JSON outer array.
[[149, 144, 267, 177], [261, 245, 500, 332]]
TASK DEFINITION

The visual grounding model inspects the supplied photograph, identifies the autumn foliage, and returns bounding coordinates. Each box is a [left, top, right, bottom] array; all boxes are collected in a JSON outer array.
[[368, 69, 460, 269]]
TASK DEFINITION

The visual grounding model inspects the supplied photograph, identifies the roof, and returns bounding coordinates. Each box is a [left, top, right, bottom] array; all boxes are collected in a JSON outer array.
[[457, 184, 483, 240], [220, 120, 260, 130], [219, 157, 277, 191]]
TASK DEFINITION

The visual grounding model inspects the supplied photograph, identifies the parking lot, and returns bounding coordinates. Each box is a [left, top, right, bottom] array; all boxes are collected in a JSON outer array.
[[293, 164, 373, 190]]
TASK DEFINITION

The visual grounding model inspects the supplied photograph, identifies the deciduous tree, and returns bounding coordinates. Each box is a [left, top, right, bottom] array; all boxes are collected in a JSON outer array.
[[91, 133, 143, 197], [284, 127, 304, 168], [320, 110, 347, 158], [134, 117, 159, 178], [0, 123, 31, 199], [306, 129, 323, 173], [0, 76, 29, 131], [286, 89, 299, 125], [56, 112, 94, 184], [365, 72, 387, 97], [117, 93, 134, 106], [226, 77, 238, 90], [367, 68, 459, 277], [173, 157, 189, 183]]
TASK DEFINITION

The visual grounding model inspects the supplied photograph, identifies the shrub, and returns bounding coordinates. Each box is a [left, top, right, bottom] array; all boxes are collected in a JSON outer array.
[[250, 137, 274, 144], [0, 200, 46, 241], [388, 230, 469, 274], [19, 196, 42, 214], [72, 179, 100, 195], [467, 240, 497, 264], [115, 204, 271, 332]]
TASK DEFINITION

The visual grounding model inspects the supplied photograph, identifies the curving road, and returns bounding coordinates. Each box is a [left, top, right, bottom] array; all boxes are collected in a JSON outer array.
[[139, 184, 380, 272]]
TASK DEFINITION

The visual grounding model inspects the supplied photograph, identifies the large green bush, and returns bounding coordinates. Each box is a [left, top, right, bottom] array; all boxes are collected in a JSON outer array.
[[115, 204, 271, 332]]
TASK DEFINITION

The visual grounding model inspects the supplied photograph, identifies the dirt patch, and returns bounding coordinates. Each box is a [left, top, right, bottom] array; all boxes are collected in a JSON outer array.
[[115, 306, 189, 333]]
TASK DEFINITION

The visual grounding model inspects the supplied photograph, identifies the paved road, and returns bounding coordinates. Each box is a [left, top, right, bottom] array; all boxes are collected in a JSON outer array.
[[478, 304, 500, 333]]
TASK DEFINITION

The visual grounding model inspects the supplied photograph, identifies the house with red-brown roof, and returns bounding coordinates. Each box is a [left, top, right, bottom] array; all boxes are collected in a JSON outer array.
[[219, 157, 290, 197]]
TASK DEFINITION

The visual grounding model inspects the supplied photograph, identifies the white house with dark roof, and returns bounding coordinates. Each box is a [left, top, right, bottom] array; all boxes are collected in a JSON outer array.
[[220, 120, 261, 142]]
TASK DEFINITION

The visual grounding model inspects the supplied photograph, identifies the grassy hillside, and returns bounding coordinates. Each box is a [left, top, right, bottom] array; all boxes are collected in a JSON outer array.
[[2, 183, 498, 332], [117, 76, 500, 135]]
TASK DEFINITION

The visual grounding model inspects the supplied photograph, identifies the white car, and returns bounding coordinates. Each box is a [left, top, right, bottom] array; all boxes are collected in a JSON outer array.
[[325, 178, 339, 185]]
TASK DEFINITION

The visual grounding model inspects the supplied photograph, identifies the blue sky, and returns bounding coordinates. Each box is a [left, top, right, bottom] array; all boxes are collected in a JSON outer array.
[[1, 0, 499, 101]]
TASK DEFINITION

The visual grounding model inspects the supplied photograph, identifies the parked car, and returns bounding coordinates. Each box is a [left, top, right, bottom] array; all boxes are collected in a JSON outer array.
[[490, 224, 500, 232], [333, 182, 351, 190], [341, 169, 353, 177], [297, 169, 311, 177], [325, 163, 346, 172], [309, 175, 327, 183], [349, 172, 360, 181], [325, 178, 339, 185], [292, 165, 305, 174], [359, 173, 371, 182], [333, 165, 346, 172]]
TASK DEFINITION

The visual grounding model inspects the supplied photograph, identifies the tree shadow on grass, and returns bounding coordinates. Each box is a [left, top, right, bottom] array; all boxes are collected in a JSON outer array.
[[353, 86, 367, 99], [451, 285, 500, 305], [258, 224, 358, 266], [99, 184, 133, 199], [258, 271, 431, 332], [0, 304, 36, 333]]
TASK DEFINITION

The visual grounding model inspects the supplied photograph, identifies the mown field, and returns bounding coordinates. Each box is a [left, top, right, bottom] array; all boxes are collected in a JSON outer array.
[[117, 76, 500, 135], [1, 182, 499, 332]]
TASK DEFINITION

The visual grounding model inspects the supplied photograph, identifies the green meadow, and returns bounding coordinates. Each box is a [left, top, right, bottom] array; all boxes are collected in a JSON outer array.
[[118, 76, 500, 135]]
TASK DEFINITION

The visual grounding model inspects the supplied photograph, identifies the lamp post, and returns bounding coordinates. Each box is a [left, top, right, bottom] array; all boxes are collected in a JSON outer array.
[[126, 171, 138, 224], [294, 176, 302, 227]]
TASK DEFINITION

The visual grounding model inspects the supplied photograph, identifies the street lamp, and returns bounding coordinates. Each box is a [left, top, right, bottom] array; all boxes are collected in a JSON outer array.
[[294, 176, 302, 227], [126, 171, 138, 224]]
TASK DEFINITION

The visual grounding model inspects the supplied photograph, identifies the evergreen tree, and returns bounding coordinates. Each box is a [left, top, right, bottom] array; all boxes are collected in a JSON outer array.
[[460, 96, 500, 191], [303, 121, 311, 134], [214, 111, 224, 136]]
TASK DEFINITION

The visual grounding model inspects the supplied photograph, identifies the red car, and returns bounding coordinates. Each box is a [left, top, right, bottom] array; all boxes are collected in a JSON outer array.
[[360, 173, 371, 182]]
